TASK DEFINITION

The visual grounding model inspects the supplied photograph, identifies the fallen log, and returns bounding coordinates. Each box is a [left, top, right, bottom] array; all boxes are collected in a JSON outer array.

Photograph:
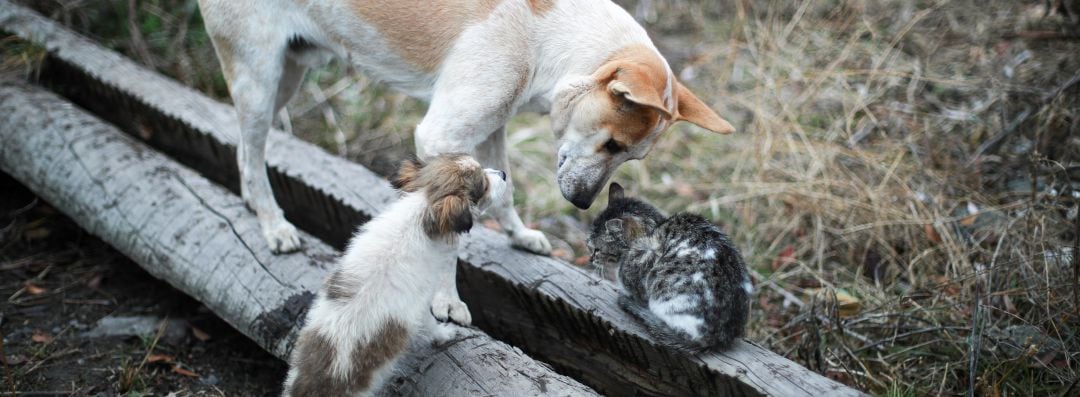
[[0, 2, 865, 395], [0, 80, 597, 397]]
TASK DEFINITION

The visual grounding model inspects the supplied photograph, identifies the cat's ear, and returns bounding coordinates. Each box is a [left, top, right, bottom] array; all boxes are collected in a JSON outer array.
[[608, 182, 625, 202], [605, 218, 624, 234]]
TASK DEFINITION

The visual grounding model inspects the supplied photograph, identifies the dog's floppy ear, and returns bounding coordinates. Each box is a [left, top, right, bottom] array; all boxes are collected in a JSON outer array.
[[391, 159, 423, 192], [674, 81, 735, 134], [608, 182, 625, 202], [594, 60, 672, 118], [605, 66, 672, 119], [423, 194, 473, 239]]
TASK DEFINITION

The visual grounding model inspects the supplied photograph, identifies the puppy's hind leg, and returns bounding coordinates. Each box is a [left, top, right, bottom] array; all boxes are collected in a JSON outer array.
[[223, 37, 303, 253]]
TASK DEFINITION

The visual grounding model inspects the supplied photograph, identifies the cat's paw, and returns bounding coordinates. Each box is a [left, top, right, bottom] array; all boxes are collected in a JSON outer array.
[[431, 293, 472, 326], [510, 228, 551, 255]]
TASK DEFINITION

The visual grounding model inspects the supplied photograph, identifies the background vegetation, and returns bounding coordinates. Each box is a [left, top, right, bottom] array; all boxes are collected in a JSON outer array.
[[6, 0, 1080, 395]]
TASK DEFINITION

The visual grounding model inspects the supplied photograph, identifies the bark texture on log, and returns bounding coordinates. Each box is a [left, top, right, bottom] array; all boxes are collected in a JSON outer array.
[[0, 2, 865, 396], [0, 80, 596, 397]]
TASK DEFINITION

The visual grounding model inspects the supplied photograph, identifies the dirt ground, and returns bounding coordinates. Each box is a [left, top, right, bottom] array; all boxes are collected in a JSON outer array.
[[1, 172, 287, 396]]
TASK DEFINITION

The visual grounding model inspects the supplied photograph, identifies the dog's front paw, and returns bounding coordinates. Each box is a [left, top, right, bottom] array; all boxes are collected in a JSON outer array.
[[431, 293, 472, 326], [263, 218, 302, 254], [510, 228, 552, 256]]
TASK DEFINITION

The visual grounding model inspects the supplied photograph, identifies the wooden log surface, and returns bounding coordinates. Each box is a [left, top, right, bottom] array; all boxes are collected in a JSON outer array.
[[0, 2, 866, 396], [0, 80, 598, 397]]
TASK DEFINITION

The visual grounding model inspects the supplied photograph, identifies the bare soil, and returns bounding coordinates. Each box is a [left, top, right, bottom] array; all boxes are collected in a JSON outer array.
[[1, 172, 287, 396]]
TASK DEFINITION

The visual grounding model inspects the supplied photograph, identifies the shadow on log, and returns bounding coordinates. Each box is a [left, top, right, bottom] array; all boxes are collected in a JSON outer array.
[[0, 80, 597, 396], [0, 2, 865, 396]]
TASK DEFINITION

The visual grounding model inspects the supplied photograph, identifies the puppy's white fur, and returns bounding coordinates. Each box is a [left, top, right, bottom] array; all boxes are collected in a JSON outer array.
[[283, 157, 506, 396]]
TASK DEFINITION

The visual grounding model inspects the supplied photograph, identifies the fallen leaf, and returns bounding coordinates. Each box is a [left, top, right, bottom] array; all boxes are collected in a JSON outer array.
[[924, 224, 941, 243], [805, 288, 861, 317], [172, 365, 199, 377], [147, 353, 174, 363], [674, 183, 695, 198], [137, 124, 154, 140], [31, 331, 54, 344], [833, 289, 861, 317], [24, 282, 46, 295], [190, 326, 211, 342], [573, 256, 590, 266], [772, 245, 796, 271], [2, 354, 26, 365], [960, 214, 978, 226], [825, 370, 851, 384]]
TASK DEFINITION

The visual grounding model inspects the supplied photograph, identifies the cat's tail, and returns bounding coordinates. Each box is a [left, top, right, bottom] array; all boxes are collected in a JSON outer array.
[[617, 295, 711, 353]]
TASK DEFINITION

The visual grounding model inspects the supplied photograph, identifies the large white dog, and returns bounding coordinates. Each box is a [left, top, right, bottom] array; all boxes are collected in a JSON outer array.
[[198, 0, 734, 323]]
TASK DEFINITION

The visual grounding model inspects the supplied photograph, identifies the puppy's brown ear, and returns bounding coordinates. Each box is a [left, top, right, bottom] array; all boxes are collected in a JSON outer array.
[[423, 194, 473, 239], [674, 81, 735, 134], [608, 182, 625, 202], [391, 159, 423, 192]]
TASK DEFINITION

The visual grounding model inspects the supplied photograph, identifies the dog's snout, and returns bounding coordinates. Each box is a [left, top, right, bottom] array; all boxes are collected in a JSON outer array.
[[498, 170, 507, 181]]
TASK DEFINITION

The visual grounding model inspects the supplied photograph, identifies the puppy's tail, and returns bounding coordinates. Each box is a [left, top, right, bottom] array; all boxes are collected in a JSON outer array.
[[617, 295, 711, 353]]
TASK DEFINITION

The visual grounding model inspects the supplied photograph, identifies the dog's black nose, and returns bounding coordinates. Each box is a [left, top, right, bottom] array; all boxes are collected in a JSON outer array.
[[498, 170, 507, 181], [570, 195, 593, 209]]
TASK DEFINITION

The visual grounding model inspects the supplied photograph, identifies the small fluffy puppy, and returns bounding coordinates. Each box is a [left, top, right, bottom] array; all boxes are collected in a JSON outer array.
[[283, 154, 506, 397]]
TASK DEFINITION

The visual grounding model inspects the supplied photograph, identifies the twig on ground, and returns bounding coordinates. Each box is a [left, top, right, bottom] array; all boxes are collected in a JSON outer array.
[[970, 71, 1080, 162], [125, 0, 155, 68], [750, 270, 881, 349], [1, 332, 15, 396], [119, 316, 167, 392], [968, 282, 984, 397], [1073, 203, 1079, 319]]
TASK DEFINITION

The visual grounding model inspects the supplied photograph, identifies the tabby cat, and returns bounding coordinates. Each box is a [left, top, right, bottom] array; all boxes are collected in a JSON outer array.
[[588, 183, 751, 352]]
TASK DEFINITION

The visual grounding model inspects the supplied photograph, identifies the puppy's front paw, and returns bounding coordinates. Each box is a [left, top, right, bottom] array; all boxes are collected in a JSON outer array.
[[510, 228, 552, 256], [431, 322, 466, 344], [431, 293, 472, 326], [263, 218, 302, 254]]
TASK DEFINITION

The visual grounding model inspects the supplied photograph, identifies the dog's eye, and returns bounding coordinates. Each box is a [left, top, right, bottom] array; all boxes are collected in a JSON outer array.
[[603, 139, 623, 154]]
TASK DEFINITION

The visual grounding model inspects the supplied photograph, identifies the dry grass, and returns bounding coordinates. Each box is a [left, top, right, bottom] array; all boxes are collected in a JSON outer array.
[[10, 0, 1080, 394], [607, 1, 1080, 395]]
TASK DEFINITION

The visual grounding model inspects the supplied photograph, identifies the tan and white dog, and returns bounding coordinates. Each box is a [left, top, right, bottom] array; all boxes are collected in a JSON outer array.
[[198, 0, 733, 323]]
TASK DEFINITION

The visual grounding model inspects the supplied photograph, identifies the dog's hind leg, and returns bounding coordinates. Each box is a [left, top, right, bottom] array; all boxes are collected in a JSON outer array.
[[275, 55, 308, 115], [208, 30, 303, 253], [475, 127, 553, 255]]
